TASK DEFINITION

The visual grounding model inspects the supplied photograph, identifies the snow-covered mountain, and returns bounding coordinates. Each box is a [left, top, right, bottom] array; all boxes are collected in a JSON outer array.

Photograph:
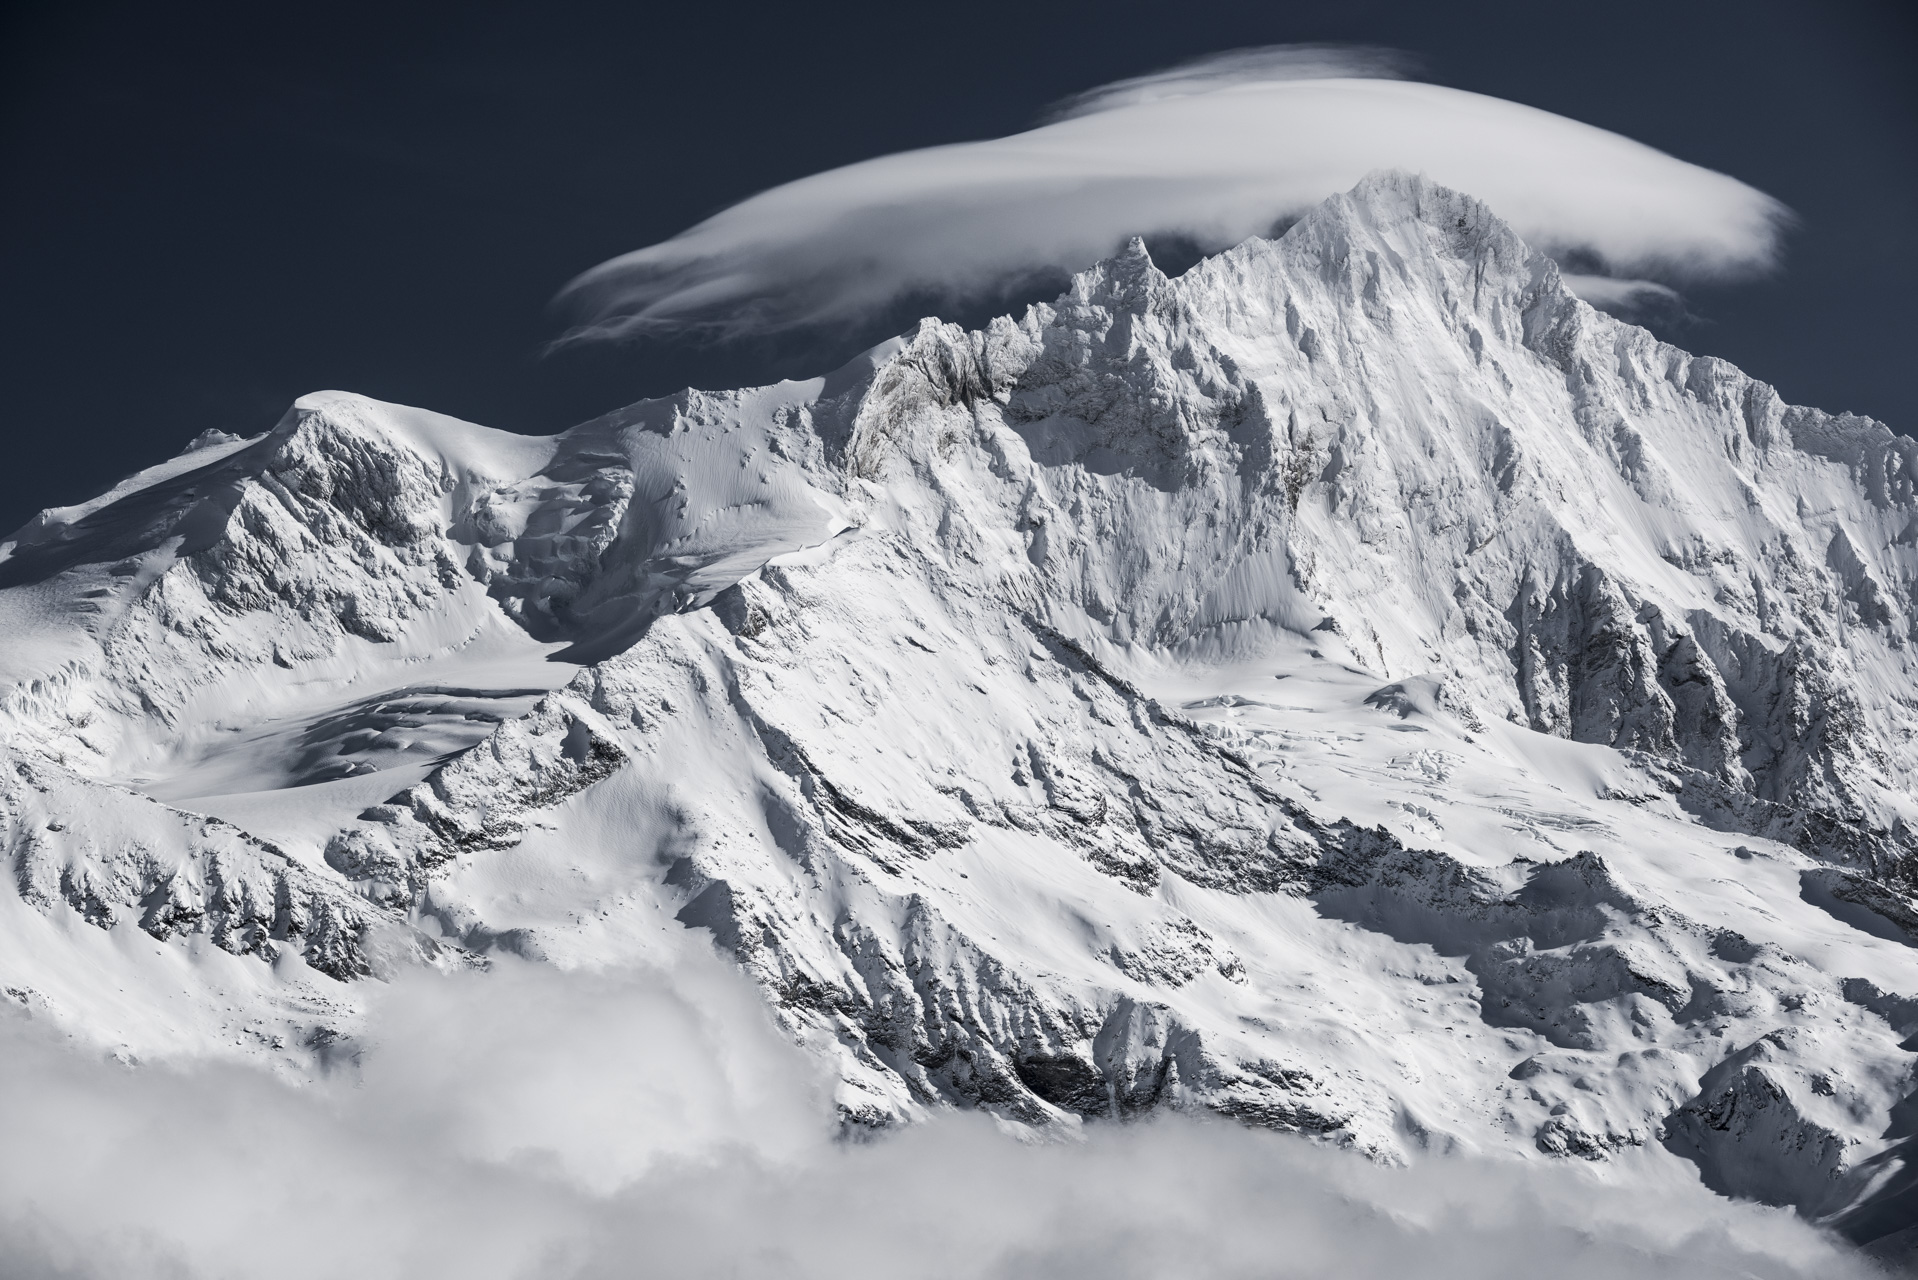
[[4, 172, 1914, 1256]]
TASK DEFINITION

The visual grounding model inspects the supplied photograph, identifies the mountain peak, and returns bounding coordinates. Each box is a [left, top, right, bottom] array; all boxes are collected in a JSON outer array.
[[3, 171, 1916, 1250], [1284, 170, 1550, 298], [1065, 233, 1167, 313]]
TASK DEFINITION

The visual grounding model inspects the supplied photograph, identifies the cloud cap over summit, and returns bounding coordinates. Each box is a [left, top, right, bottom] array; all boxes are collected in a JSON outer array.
[[558, 46, 1787, 344]]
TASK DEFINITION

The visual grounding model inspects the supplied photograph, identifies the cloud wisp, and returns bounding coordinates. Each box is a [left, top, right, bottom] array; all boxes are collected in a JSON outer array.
[[1560, 274, 1685, 311], [555, 45, 1788, 345], [0, 951, 1874, 1280]]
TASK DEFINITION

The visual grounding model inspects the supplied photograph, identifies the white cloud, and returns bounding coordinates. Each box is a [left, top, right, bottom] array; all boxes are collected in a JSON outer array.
[[556, 46, 1788, 344], [1041, 43, 1418, 119], [1561, 273, 1686, 316], [0, 952, 1873, 1280]]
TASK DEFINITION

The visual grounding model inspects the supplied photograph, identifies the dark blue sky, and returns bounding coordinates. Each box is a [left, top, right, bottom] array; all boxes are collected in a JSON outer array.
[[3, 0, 1912, 533]]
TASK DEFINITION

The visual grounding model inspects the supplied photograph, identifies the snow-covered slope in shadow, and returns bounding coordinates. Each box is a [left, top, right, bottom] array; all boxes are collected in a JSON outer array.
[[3, 172, 1915, 1250]]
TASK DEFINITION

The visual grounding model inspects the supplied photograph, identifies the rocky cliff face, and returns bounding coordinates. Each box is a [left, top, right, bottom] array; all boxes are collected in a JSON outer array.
[[3, 172, 1915, 1247]]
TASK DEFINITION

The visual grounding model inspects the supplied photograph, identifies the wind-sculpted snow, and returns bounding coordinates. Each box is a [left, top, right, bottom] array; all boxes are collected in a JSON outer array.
[[2, 172, 1916, 1264]]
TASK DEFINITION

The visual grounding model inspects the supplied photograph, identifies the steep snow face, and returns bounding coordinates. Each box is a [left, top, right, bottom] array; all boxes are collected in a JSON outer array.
[[870, 177, 1918, 872], [3, 173, 1917, 1245]]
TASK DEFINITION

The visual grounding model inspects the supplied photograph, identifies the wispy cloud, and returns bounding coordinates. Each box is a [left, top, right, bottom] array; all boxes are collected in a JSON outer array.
[[0, 953, 1870, 1279], [556, 45, 1788, 345], [1561, 273, 1686, 316], [1040, 44, 1419, 120]]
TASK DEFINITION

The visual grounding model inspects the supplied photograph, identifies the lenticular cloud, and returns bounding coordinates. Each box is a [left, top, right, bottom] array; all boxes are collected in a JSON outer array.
[[556, 45, 1788, 343]]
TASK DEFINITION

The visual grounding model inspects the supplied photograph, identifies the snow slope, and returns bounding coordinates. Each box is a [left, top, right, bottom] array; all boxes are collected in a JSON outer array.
[[3, 172, 1915, 1254]]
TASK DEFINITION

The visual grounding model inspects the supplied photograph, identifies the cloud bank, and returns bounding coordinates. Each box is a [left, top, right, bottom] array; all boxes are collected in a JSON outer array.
[[557, 45, 1788, 344], [0, 952, 1872, 1280]]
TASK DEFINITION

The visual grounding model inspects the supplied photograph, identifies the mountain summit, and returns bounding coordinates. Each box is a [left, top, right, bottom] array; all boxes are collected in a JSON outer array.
[[3, 172, 1914, 1251]]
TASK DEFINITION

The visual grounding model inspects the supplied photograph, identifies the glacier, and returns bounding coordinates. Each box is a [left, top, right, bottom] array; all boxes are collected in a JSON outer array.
[[2, 171, 1914, 1260]]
